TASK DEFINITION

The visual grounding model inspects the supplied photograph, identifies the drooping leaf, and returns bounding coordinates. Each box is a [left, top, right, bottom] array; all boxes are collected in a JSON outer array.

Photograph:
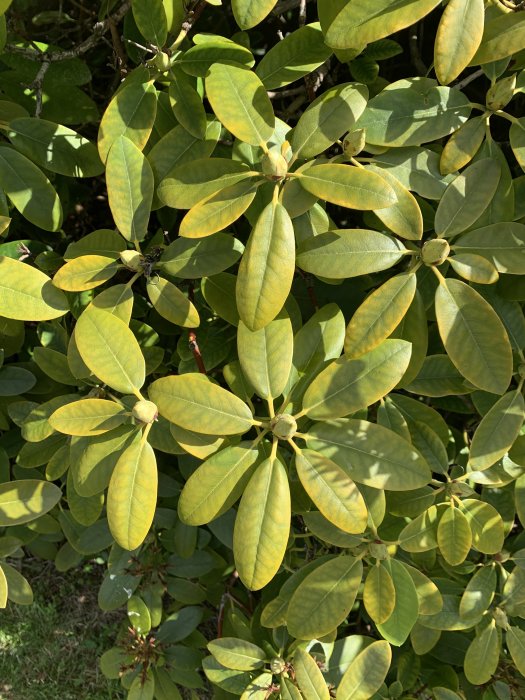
[[75, 304, 145, 394], [233, 454, 291, 591], [434, 277, 513, 394], [107, 435, 158, 551], [236, 199, 295, 331], [148, 373, 254, 435]]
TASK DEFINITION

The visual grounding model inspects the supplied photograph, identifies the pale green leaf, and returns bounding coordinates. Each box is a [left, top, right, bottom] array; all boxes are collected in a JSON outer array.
[[146, 276, 199, 328], [0, 479, 62, 526], [469, 390, 524, 470], [49, 398, 127, 437], [336, 640, 391, 699], [434, 0, 484, 85]]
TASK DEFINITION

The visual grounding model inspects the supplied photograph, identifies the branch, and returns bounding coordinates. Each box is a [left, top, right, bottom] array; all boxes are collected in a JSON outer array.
[[31, 59, 50, 117], [274, 0, 315, 15], [169, 0, 208, 51], [6, 1, 131, 62]]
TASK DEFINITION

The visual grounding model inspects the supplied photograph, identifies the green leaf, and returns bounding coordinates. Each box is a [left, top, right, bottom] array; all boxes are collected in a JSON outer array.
[[363, 563, 396, 624], [132, 0, 167, 46], [301, 339, 412, 419], [434, 277, 513, 394], [178, 442, 261, 525], [448, 253, 499, 285], [321, 0, 441, 49], [8, 118, 103, 177], [365, 165, 423, 240], [75, 305, 145, 394], [49, 398, 127, 436], [469, 390, 524, 470], [256, 23, 332, 90], [294, 648, 329, 700], [298, 164, 397, 210], [286, 554, 363, 639], [297, 230, 407, 279], [464, 620, 499, 685], [159, 234, 243, 278], [0, 146, 62, 231], [146, 276, 199, 328], [2, 562, 33, 605], [233, 454, 291, 590], [157, 157, 252, 209], [205, 63, 274, 145], [201, 272, 240, 326], [128, 671, 154, 700], [237, 312, 293, 400], [376, 559, 419, 646], [290, 82, 368, 160], [107, 434, 157, 551], [357, 78, 470, 147], [127, 594, 152, 635], [344, 273, 417, 359], [231, 0, 278, 29], [295, 449, 367, 534], [434, 159, 501, 237], [0, 366, 36, 395], [236, 199, 295, 331], [405, 355, 469, 398], [179, 180, 259, 238], [437, 505, 472, 565], [434, 0, 484, 85], [106, 136, 154, 242], [207, 637, 266, 671], [98, 78, 157, 162], [403, 563, 443, 615], [306, 419, 431, 491], [336, 640, 391, 699], [506, 626, 525, 678], [149, 373, 254, 434], [459, 565, 496, 620], [168, 65, 207, 139], [0, 479, 62, 526], [52, 254, 119, 291], [0, 564, 7, 608], [460, 499, 504, 554], [510, 118, 525, 171], [452, 223, 525, 274], [470, 13, 525, 65]]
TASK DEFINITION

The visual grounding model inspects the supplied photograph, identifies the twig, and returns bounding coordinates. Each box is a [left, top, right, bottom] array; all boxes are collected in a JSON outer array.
[[274, 0, 315, 15], [108, 17, 128, 74], [298, 0, 307, 25], [31, 58, 50, 117], [170, 0, 207, 51], [268, 85, 306, 99], [409, 27, 427, 76], [6, 1, 131, 62], [188, 330, 206, 375], [454, 68, 484, 91]]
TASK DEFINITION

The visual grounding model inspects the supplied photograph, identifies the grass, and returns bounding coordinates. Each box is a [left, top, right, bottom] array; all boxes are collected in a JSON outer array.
[[0, 559, 126, 700]]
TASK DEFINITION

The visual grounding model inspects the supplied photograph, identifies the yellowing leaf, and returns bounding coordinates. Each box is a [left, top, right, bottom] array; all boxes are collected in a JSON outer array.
[[233, 455, 291, 590], [470, 12, 525, 65], [232, 0, 278, 29], [236, 200, 295, 331], [295, 449, 368, 534], [506, 626, 525, 678], [0, 479, 62, 527], [53, 255, 119, 292], [75, 305, 146, 394], [107, 435, 157, 551], [469, 390, 525, 470], [363, 564, 396, 625], [344, 273, 417, 359], [148, 374, 254, 435], [434, 0, 484, 85], [435, 277, 513, 394], [146, 276, 199, 328], [294, 648, 329, 700], [437, 505, 472, 565], [464, 620, 499, 685], [0, 564, 7, 608], [298, 164, 397, 210], [205, 63, 274, 146], [302, 339, 412, 419], [336, 640, 391, 700], [207, 637, 266, 671], [106, 136, 154, 242], [461, 499, 504, 554], [49, 399, 127, 437], [0, 256, 68, 321], [365, 165, 423, 240], [376, 559, 419, 646]]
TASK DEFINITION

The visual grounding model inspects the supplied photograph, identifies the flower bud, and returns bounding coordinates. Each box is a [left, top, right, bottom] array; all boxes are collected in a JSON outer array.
[[369, 542, 388, 560], [120, 250, 143, 271], [271, 414, 297, 440], [421, 238, 450, 266], [486, 74, 516, 112], [132, 400, 158, 424], [154, 52, 171, 72], [343, 129, 366, 157], [262, 149, 288, 181], [270, 657, 286, 674]]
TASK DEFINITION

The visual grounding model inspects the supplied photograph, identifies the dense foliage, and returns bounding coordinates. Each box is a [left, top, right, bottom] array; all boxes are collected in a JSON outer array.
[[1, 0, 525, 698]]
